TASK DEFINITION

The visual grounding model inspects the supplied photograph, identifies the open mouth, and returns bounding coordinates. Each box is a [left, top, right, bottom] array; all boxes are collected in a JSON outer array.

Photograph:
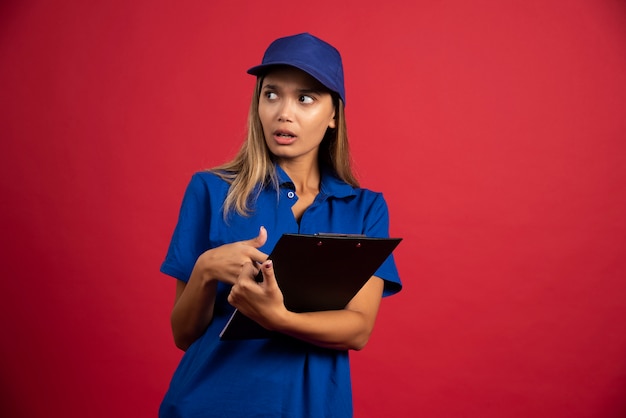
[[273, 129, 297, 144], [275, 130, 296, 138]]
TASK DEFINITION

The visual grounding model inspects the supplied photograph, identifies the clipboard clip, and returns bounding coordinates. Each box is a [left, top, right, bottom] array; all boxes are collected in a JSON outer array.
[[314, 233, 366, 248], [314, 233, 366, 237]]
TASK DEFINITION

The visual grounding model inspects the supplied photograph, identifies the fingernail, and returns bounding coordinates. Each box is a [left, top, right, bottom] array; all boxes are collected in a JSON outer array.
[[265, 260, 273, 268]]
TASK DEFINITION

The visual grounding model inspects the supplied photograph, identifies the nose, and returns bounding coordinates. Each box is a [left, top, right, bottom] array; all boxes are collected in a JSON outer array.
[[277, 98, 295, 123]]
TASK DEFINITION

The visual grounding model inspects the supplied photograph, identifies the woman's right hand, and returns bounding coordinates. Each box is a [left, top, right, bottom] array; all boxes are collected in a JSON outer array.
[[170, 226, 269, 351], [193, 226, 269, 286]]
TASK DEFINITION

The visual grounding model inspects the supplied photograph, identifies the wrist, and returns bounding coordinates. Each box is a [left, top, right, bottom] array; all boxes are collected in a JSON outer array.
[[268, 307, 293, 333], [191, 255, 217, 287]]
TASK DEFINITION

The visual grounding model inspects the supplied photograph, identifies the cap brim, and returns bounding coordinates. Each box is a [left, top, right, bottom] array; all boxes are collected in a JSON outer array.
[[246, 62, 344, 104], [247, 63, 300, 76]]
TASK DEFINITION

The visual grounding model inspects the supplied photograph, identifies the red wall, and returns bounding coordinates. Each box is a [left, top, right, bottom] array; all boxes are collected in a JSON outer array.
[[1, 1, 625, 417]]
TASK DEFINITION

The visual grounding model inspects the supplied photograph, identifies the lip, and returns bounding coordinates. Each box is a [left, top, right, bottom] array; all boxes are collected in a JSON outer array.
[[272, 129, 297, 145]]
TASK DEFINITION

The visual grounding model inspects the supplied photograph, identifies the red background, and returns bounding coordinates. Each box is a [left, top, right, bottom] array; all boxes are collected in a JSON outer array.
[[1, 1, 625, 417]]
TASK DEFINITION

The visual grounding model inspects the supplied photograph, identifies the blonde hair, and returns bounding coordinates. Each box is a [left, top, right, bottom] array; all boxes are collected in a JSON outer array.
[[211, 76, 358, 217]]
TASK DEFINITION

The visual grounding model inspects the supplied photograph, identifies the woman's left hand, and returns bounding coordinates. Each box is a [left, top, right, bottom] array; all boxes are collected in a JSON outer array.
[[227, 260, 287, 331], [229, 259, 384, 351]]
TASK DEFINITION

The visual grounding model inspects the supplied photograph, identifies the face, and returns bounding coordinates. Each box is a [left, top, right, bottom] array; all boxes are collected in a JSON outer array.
[[258, 66, 336, 166]]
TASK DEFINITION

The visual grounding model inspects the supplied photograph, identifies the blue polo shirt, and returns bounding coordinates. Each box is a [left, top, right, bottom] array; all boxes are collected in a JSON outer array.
[[159, 165, 401, 418]]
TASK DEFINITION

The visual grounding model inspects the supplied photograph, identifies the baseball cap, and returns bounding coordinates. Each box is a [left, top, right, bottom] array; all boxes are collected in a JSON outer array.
[[247, 33, 346, 105]]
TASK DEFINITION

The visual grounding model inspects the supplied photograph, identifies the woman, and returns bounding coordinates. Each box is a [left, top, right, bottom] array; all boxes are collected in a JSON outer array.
[[160, 32, 401, 418]]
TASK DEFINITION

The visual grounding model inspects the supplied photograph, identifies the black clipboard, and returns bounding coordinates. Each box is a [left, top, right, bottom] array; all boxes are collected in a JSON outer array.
[[219, 233, 402, 340]]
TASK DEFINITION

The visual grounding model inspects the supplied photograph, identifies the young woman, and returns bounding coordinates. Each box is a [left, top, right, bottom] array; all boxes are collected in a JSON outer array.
[[159, 33, 401, 418]]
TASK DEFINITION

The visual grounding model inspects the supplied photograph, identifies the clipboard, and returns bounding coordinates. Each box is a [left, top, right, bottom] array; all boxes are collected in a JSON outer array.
[[219, 233, 402, 340]]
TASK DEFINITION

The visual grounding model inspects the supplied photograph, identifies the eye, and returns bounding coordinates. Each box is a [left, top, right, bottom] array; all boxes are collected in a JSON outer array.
[[299, 95, 314, 104], [265, 91, 278, 100]]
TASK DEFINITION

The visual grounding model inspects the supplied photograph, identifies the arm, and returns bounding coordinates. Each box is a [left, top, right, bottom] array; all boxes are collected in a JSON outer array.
[[170, 227, 268, 351], [228, 260, 384, 351]]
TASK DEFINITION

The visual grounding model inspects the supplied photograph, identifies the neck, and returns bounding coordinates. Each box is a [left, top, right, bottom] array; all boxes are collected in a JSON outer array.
[[278, 159, 321, 194]]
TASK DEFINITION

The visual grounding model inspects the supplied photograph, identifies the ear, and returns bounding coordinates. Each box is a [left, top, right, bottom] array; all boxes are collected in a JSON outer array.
[[328, 110, 336, 129]]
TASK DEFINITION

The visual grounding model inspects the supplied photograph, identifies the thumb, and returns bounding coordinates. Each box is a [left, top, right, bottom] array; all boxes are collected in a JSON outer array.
[[259, 259, 278, 288], [246, 226, 268, 248]]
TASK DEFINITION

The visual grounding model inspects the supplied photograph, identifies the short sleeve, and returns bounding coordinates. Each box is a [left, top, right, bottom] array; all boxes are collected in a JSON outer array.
[[363, 193, 402, 297], [160, 173, 214, 282]]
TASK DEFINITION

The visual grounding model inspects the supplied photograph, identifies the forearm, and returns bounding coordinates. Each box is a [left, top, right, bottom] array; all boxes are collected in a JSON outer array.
[[170, 271, 217, 351], [168, 228, 269, 351], [280, 277, 385, 351], [272, 308, 375, 351], [229, 260, 385, 351]]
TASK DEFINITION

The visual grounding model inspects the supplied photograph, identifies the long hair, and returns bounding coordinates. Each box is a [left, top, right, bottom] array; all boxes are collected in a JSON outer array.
[[211, 76, 358, 217]]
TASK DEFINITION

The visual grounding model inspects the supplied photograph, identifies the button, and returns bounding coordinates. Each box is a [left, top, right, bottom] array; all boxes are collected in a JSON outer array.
[[287, 191, 295, 199]]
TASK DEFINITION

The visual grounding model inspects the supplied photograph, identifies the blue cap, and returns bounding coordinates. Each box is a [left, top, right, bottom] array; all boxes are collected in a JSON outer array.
[[247, 33, 346, 105]]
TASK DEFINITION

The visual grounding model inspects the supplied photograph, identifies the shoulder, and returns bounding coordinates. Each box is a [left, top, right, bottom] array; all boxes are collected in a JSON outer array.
[[352, 186, 383, 199], [321, 169, 385, 205], [182, 170, 233, 198], [189, 170, 231, 189], [349, 186, 389, 211], [345, 187, 393, 237], [175, 171, 232, 214], [321, 171, 390, 217]]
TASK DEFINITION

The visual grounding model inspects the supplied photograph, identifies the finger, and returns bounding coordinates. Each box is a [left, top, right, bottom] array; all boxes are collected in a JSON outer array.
[[239, 261, 260, 284], [242, 226, 268, 249], [249, 248, 269, 264], [259, 260, 277, 288]]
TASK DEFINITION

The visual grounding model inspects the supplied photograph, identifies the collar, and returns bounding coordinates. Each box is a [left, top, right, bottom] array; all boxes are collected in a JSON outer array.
[[275, 163, 356, 199]]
